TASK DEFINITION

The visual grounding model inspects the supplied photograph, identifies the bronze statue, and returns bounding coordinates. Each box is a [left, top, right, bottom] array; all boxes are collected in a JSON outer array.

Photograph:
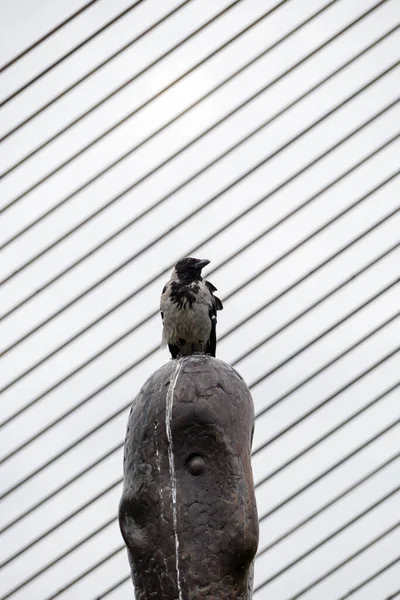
[[119, 355, 258, 599]]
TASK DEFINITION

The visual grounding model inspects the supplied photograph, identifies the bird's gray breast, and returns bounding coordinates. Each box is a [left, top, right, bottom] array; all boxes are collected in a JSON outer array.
[[161, 281, 212, 345]]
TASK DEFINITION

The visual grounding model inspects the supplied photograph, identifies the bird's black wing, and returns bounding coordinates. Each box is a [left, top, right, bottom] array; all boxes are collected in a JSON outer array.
[[205, 280, 223, 357], [205, 280, 223, 311]]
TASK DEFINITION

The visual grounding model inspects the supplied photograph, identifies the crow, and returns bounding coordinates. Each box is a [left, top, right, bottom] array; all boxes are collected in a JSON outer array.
[[160, 257, 223, 359]]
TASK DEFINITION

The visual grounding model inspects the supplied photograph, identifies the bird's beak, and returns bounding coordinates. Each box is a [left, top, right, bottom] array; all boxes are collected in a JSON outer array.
[[195, 258, 210, 270]]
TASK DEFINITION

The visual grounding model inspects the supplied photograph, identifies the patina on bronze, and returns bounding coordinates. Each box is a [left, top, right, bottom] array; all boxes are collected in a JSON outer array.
[[119, 355, 258, 599]]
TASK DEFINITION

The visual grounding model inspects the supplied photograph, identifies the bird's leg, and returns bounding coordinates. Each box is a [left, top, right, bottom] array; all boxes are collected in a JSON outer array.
[[168, 339, 186, 359], [178, 339, 187, 358]]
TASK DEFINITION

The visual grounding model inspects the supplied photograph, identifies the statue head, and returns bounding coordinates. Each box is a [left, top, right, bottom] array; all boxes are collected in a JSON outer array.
[[119, 356, 258, 599]]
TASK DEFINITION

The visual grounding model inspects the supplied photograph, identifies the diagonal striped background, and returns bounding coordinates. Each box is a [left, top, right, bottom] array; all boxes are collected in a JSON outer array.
[[0, 0, 399, 598]]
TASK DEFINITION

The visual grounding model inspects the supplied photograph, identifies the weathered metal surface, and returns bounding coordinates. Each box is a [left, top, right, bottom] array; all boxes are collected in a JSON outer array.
[[119, 355, 258, 599]]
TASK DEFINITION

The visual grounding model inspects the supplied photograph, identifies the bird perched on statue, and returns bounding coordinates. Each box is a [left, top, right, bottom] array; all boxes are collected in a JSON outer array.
[[160, 257, 223, 359]]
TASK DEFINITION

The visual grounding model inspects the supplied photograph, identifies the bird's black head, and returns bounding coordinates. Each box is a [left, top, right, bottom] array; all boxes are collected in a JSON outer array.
[[174, 257, 210, 282]]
